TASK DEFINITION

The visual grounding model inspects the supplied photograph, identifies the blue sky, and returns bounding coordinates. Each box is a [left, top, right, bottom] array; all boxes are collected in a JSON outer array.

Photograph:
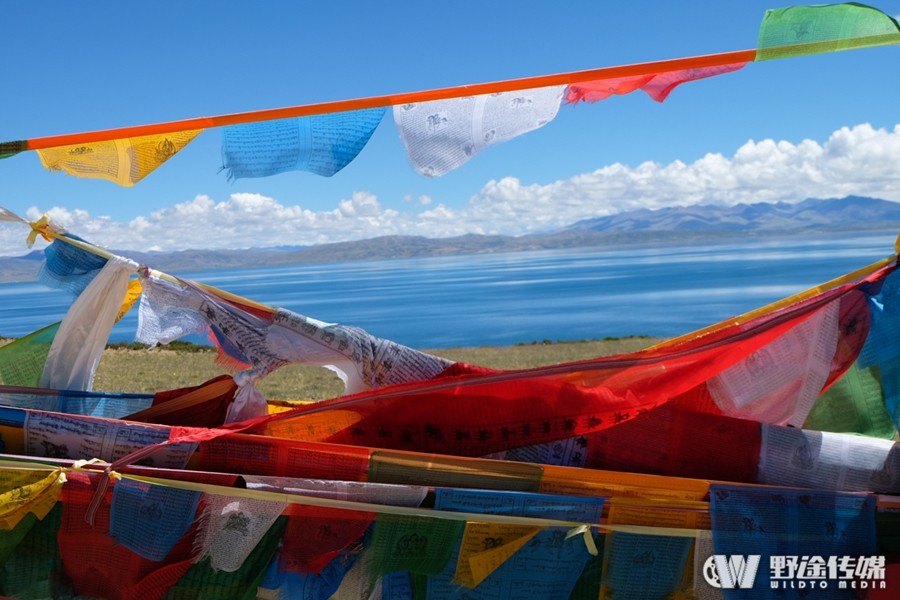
[[0, 0, 898, 254]]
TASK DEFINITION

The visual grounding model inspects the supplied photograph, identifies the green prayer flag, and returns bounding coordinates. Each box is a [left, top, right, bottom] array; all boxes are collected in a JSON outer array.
[[0, 511, 38, 565], [0, 505, 68, 600], [370, 514, 464, 578], [0, 322, 60, 387], [757, 2, 900, 61], [163, 516, 287, 600], [805, 363, 897, 439]]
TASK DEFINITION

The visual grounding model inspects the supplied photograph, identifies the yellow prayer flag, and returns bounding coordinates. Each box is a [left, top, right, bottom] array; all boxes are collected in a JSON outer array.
[[37, 130, 202, 186], [117, 279, 143, 322], [0, 468, 64, 530], [454, 521, 542, 589]]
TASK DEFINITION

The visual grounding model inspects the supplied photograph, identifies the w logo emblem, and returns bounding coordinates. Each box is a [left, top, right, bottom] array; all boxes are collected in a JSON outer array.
[[703, 555, 761, 589]]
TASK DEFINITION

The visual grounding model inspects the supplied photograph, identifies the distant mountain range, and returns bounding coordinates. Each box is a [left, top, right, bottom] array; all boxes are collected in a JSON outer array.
[[564, 195, 900, 232], [1, 195, 897, 283]]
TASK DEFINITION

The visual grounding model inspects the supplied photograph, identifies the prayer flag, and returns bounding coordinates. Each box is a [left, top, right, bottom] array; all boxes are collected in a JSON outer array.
[[858, 268, 900, 427], [599, 499, 698, 600], [162, 516, 287, 600], [757, 3, 900, 61], [40, 256, 137, 391], [221, 108, 385, 180], [36, 130, 202, 186], [0, 468, 63, 532], [38, 235, 108, 296], [706, 300, 842, 427], [710, 484, 877, 597], [0, 323, 60, 388], [757, 425, 899, 493], [109, 477, 200, 562], [0, 504, 66, 599], [370, 514, 464, 577], [803, 362, 897, 439], [393, 85, 566, 177], [566, 62, 747, 104], [193, 493, 287, 572]]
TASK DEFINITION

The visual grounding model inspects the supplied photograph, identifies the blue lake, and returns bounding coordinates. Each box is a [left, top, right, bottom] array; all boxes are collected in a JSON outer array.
[[0, 231, 896, 348]]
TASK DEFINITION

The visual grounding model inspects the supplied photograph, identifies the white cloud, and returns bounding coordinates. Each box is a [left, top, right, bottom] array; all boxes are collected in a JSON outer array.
[[456, 122, 900, 232], [2, 122, 899, 256]]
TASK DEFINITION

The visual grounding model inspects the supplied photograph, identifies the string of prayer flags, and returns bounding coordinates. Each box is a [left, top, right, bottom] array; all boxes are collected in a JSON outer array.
[[0, 9, 897, 595], [221, 108, 385, 180], [756, 2, 900, 61], [35, 129, 202, 187], [393, 85, 566, 177], [137, 272, 452, 394], [1, 3, 899, 188], [268, 308, 451, 394], [260, 262, 886, 458]]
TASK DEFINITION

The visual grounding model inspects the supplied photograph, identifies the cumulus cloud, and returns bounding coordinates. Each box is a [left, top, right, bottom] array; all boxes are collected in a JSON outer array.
[[403, 194, 434, 206], [461, 123, 900, 232], [2, 123, 899, 255]]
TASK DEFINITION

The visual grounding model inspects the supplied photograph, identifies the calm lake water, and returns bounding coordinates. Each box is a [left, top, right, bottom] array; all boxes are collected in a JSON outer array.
[[0, 231, 896, 348]]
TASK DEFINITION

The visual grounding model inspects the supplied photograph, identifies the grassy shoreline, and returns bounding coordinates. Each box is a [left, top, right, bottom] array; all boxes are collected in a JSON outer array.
[[91, 336, 661, 401]]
